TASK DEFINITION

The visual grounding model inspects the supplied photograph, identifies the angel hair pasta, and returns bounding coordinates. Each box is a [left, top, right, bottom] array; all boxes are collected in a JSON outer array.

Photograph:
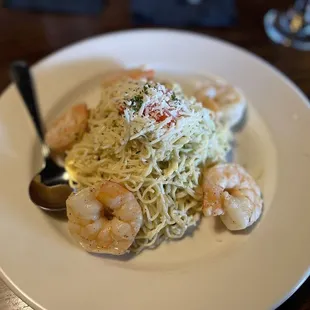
[[65, 76, 231, 252]]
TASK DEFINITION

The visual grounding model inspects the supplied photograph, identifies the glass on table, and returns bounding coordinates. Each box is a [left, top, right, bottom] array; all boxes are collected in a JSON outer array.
[[264, 0, 310, 50]]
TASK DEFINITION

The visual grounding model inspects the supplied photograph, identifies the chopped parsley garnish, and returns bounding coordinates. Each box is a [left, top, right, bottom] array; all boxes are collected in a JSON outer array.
[[130, 94, 144, 111], [132, 94, 143, 105], [171, 92, 177, 101], [143, 84, 150, 95]]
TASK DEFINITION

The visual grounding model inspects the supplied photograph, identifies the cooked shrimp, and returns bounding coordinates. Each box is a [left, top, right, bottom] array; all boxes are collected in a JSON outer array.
[[195, 77, 247, 128], [66, 181, 143, 255], [202, 163, 263, 230], [45, 103, 89, 153], [102, 68, 154, 87]]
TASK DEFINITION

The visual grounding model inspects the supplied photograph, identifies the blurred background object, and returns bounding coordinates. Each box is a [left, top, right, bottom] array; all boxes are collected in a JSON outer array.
[[264, 0, 310, 50], [3, 0, 236, 25], [3, 0, 104, 14], [131, 0, 236, 27]]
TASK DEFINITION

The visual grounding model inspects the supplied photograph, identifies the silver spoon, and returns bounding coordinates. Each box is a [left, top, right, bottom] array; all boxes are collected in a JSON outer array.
[[10, 61, 72, 212]]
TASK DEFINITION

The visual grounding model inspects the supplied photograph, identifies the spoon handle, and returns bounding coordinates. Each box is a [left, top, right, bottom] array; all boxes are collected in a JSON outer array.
[[10, 61, 45, 143]]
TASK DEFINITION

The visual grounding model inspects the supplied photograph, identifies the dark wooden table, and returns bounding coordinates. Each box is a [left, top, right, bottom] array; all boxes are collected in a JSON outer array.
[[0, 1, 309, 309]]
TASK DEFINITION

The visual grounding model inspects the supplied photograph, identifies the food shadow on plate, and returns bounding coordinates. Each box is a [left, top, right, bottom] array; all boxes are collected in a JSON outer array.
[[90, 251, 137, 262], [226, 134, 238, 163], [225, 146, 234, 163], [231, 105, 248, 133], [213, 217, 228, 234], [213, 213, 263, 236], [225, 106, 248, 163], [39, 208, 68, 222]]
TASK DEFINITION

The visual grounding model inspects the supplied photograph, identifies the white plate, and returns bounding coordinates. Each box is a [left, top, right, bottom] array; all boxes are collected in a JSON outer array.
[[0, 29, 309, 310]]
